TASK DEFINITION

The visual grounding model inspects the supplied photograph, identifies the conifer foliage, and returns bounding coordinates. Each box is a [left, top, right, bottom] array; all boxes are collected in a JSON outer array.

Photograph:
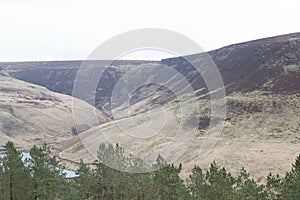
[[0, 141, 299, 199]]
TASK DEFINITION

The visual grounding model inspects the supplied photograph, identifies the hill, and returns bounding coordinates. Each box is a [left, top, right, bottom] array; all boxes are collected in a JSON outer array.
[[0, 33, 300, 181], [0, 74, 108, 151], [1, 33, 299, 118]]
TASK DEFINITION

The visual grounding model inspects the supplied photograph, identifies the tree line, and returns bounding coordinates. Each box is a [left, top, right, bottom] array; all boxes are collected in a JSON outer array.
[[0, 141, 299, 199]]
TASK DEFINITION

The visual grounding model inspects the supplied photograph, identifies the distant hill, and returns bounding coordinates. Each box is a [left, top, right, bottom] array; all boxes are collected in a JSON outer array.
[[1, 33, 299, 118], [0, 33, 300, 181]]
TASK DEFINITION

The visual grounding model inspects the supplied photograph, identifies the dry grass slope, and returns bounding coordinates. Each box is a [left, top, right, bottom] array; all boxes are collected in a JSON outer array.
[[60, 91, 300, 182], [0, 75, 108, 151]]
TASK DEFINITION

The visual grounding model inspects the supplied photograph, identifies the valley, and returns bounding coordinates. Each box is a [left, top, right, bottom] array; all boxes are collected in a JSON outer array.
[[0, 32, 299, 182]]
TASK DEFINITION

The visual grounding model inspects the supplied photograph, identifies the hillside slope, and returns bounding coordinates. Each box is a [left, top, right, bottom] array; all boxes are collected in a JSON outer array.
[[60, 90, 300, 181], [58, 33, 300, 181], [1, 33, 300, 182], [0, 74, 108, 151], [1, 33, 299, 119]]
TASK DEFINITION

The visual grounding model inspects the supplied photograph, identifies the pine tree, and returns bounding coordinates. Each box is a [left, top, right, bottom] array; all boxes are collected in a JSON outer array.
[[0, 142, 33, 200], [94, 143, 127, 199], [281, 154, 300, 199], [266, 172, 283, 199], [73, 159, 97, 199], [235, 167, 267, 199], [28, 143, 64, 199], [204, 161, 235, 199], [187, 165, 206, 199], [153, 155, 189, 199]]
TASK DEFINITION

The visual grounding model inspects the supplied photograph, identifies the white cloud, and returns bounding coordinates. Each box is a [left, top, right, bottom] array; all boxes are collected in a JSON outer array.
[[0, 0, 299, 61]]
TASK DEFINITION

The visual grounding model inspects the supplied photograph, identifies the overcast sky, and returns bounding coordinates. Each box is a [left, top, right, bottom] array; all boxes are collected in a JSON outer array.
[[0, 0, 299, 61]]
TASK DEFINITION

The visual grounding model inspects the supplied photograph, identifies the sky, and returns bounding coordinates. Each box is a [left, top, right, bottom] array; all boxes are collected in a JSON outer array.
[[0, 0, 299, 61]]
